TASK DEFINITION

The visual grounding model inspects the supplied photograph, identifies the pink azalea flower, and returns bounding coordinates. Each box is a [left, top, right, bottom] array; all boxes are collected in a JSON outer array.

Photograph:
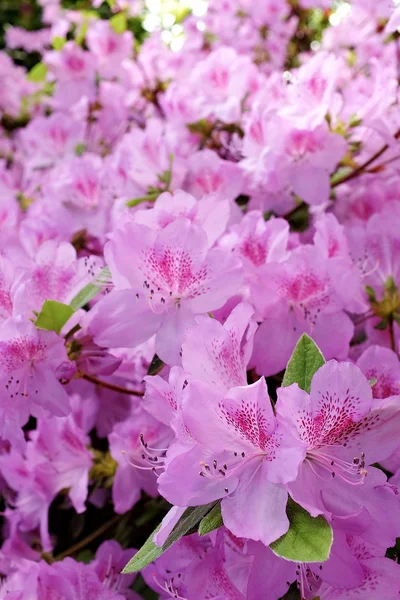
[[45, 42, 97, 108], [181, 302, 257, 392], [142, 533, 211, 599], [143, 366, 187, 429], [185, 149, 244, 202], [12, 240, 101, 319], [276, 360, 400, 517], [189, 46, 261, 122], [93, 540, 140, 600], [106, 120, 187, 199], [109, 406, 172, 514], [385, 6, 400, 34], [357, 345, 400, 399], [251, 246, 354, 376], [0, 450, 58, 552], [0, 317, 72, 449], [286, 52, 342, 126], [88, 218, 243, 363], [28, 414, 93, 513], [36, 558, 126, 599], [247, 528, 386, 600], [0, 412, 91, 551], [86, 21, 133, 79], [220, 212, 290, 274], [0, 256, 16, 324], [6, 27, 51, 53], [317, 537, 400, 599], [159, 377, 306, 545], [0, 53, 34, 118], [313, 213, 366, 313], [133, 189, 231, 247], [242, 115, 347, 209], [17, 112, 85, 172]]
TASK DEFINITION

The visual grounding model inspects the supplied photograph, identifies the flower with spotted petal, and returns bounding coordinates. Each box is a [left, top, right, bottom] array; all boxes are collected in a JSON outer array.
[[276, 360, 400, 517], [159, 377, 306, 546], [89, 218, 243, 364], [0, 317, 72, 450]]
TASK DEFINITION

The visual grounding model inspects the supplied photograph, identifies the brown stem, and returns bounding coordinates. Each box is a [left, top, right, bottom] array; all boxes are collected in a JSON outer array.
[[82, 374, 144, 397], [332, 130, 400, 189], [389, 317, 397, 354], [54, 514, 123, 561], [365, 154, 400, 173], [283, 131, 400, 220], [353, 311, 375, 326]]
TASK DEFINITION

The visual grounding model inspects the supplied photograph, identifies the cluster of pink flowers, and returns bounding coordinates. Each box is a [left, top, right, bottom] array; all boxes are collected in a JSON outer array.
[[2, 0, 400, 598]]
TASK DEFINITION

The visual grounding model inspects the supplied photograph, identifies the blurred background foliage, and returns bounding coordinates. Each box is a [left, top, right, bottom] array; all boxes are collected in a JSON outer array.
[[0, 0, 206, 65]]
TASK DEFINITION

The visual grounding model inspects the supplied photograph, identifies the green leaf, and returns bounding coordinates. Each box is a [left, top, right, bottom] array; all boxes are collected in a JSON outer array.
[[35, 300, 74, 334], [76, 549, 94, 564], [70, 283, 99, 311], [75, 143, 86, 157], [122, 524, 163, 574], [52, 36, 66, 50], [157, 153, 174, 189], [330, 166, 353, 187], [76, 21, 89, 45], [122, 503, 216, 574], [282, 333, 325, 393], [27, 62, 48, 82], [198, 502, 223, 536], [375, 318, 388, 331], [163, 503, 217, 549], [147, 354, 165, 376], [270, 498, 333, 563], [69, 267, 109, 311], [126, 192, 159, 207], [110, 12, 128, 34], [263, 211, 274, 221], [365, 285, 377, 303]]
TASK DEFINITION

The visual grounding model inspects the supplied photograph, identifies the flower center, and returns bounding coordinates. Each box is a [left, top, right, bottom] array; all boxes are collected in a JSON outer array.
[[306, 448, 367, 485]]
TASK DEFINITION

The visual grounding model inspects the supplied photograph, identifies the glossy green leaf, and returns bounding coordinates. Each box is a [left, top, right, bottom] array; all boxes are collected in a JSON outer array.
[[121, 524, 163, 574], [270, 498, 333, 563], [147, 354, 165, 376], [35, 300, 74, 334], [122, 503, 216, 574], [126, 192, 159, 207], [52, 36, 66, 50], [27, 62, 48, 82], [110, 12, 127, 34], [330, 166, 353, 186], [198, 502, 223, 536], [69, 267, 109, 311], [282, 333, 325, 393], [76, 22, 89, 46]]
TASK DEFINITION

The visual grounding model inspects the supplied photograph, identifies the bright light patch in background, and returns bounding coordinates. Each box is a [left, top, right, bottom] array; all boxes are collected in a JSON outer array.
[[143, 0, 208, 49], [329, 1, 351, 26]]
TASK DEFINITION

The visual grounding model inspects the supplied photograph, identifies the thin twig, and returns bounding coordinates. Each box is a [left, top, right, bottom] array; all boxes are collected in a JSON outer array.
[[331, 130, 400, 189], [54, 514, 123, 561], [82, 374, 144, 397], [283, 130, 400, 220], [353, 311, 375, 326], [389, 317, 397, 354], [365, 154, 400, 172]]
